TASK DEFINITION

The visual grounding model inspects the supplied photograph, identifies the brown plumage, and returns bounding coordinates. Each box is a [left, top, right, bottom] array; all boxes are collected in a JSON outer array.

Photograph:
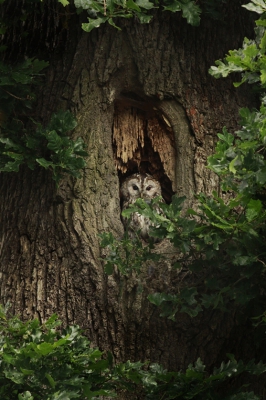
[[120, 173, 163, 241]]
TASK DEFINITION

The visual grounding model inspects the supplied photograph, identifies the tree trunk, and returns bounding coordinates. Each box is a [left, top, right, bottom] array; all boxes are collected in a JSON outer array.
[[0, 1, 263, 395]]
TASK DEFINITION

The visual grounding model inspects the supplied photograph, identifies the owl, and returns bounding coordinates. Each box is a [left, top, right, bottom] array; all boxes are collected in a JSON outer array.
[[120, 173, 163, 241]]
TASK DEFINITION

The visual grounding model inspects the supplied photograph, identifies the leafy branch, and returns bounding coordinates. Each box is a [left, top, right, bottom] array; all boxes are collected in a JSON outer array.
[[100, 0, 266, 323], [1, 304, 265, 400], [0, 58, 88, 182], [209, 0, 266, 88], [77, 0, 201, 32], [100, 230, 160, 275], [102, 188, 266, 319]]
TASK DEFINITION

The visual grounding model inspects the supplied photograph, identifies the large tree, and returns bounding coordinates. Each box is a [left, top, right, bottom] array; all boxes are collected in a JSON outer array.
[[0, 0, 263, 394]]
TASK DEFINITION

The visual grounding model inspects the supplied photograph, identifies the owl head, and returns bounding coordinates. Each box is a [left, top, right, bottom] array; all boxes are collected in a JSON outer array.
[[121, 173, 162, 203]]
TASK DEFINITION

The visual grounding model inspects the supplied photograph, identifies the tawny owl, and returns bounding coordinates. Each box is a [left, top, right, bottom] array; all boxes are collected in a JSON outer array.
[[120, 173, 163, 241]]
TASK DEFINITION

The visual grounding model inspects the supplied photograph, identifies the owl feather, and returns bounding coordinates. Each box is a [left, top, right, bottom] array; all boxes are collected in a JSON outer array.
[[120, 173, 163, 241]]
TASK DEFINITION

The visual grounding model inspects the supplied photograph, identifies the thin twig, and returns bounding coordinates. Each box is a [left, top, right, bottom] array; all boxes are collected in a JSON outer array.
[[3, 89, 27, 101]]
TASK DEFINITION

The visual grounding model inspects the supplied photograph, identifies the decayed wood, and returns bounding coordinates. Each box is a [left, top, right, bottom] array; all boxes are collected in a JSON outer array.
[[113, 104, 176, 178], [113, 106, 145, 173], [113, 102, 176, 198], [147, 115, 176, 187]]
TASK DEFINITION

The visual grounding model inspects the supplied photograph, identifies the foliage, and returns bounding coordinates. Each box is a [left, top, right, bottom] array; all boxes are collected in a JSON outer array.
[[1, 304, 265, 400], [101, 1, 266, 322], [209, 0, 266, 88], [0, 305, 117, 399], [0, 0, 237, 180], [0, 0, 232, 41], [143, 356, 266, 400], [74, 0, 238, 32], [0, 121, 86, 186], [0, 58, 88, 182], [102, 188, 266, 319], [208, 104, 266, 195], [100, 230, 160, 275], [77, 0, 201, 32], [0, 58, 48, 117], [149, 192, 266, 319], [0, 0, 236, 39], [0, 304, 152, 399]]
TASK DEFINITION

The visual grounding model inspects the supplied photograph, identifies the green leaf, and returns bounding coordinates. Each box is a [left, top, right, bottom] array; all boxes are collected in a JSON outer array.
[[172, 195, 186, 213], [104, 263, 114, 275], [163, 0, 181, 12], [30, 59, 49, 73], [256, 167, 266, 184], [135, 12, 153, 23], [229, 156, 237, 174], [233, 79, 246, 87], [180, 0, 201, 26], [82, 17, 108, 32], [46, 131, 63, 153], [217, 130, 234, 145], [209, 61, 244, 79], [45, 373, 56, 388], [0, 137, 24, 150], [74, 0, 93, 8], [20, 368, 34, 376], [0, 158, 22, 172], [246, 199, 262, 221], [36, 158, 54, 169], [180, 287, 198, 305], [36, 342, 54, 355], [48, 110, 77, 133], [244, 43, 259, 58], [58, 0, 70, 5], [18, 392, 34, 400], [256, 18, 266, 27], [3, 353, 15, 364], [126, 0, 141, 11], [260, 68, 266, 85], [147, 292, 174, 306], [12, 72, 31, 84], [135, 0, 154, 10], [242, 1, 266, 14], [4, 370, 25, 384], [3, 152, 24, 161], [108, 18, 122, 29]]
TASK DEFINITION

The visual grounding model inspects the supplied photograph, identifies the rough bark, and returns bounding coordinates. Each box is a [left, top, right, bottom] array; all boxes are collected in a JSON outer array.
[[1, 1, 264, 397]]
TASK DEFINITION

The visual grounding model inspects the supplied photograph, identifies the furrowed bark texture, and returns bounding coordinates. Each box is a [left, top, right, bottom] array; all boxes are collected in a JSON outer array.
[[0, 2, 263, 394]]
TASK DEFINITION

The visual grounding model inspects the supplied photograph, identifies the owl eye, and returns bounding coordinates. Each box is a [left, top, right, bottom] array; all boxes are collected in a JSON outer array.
[[132, 185, 139, 190], [146, 186, 152, 191]]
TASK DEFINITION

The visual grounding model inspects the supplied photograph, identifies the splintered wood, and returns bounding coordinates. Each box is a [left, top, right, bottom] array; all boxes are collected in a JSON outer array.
[[113, 107, 144, 173], [113, 105, 176, 183]]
